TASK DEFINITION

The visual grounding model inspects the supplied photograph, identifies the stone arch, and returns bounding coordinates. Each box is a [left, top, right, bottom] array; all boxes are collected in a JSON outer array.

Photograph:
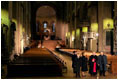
[[36, 5, 56, 32], [30, 2, 64, 39]]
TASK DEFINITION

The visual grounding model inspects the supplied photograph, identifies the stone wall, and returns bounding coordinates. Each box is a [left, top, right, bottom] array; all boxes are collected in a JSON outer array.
[[1, 1, 32, 60]]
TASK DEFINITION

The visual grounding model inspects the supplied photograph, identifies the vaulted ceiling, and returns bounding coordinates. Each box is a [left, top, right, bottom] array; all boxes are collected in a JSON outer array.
[[30, 1, 67, 20], [36, 6, 56, 18]]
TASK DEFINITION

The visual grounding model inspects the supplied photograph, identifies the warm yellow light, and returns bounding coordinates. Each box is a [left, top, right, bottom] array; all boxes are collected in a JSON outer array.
[[68, 32, 70, 37], [91, 23, 98, 32], [82, 27, 88, 32], [22, 28, 25, 32], [72, 36, 75, 41], [66, 32, 68, 37], [76, 28, 80, 37], [103, 18, 114, 29], [72, 30, 75, 41], [72, 30, 75, 36], [1, 9, 10, 26], [66, 32, 70, 38]]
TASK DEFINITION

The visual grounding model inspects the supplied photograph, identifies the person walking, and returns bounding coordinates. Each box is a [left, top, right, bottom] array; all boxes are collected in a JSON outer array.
[[72, 51, 77, 73], [89, 52, 98, 76], [98, 52, 107, 76], [81, 52, 88, 77], [74, 53, 82, 78]]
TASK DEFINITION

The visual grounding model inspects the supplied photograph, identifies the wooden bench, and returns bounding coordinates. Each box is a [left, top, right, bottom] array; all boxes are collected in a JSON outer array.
[[7, 48, 65, 77]]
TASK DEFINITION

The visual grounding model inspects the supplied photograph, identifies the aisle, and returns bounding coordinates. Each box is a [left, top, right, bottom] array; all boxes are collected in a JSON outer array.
[[52, 51, 76, 78]]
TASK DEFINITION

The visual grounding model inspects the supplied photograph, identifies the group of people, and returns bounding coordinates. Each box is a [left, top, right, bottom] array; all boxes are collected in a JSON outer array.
[[72, 51, 107, 78]]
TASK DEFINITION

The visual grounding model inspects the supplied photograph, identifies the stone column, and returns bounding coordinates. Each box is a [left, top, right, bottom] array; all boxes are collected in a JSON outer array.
[[74, 1, 77, 49], [113, 2, 117, 54], [90, 6, 97, 52], [98, 2, 112, 52], [9, 2, 12, 21], [98, 2, 104, 52], [88, 4, 97, 52]]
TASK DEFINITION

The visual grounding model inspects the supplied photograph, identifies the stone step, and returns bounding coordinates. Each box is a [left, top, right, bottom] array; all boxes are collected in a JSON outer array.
[[43, 40, 61, 50]]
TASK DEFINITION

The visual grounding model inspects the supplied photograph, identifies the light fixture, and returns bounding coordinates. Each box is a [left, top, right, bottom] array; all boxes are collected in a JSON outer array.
[[96, 33, 99, 37], [91, 23, 98, 32], [103, 18, 114, 29], [82, 27, 88, 32], [72, 36, 75, 41], [76, 28, 80, 37]]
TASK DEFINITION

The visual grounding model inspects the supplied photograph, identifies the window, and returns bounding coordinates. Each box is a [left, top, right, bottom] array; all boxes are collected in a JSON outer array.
[[44, 23, 47, 28], [43, 22, 47, 32], [52, 23, 55, 32]]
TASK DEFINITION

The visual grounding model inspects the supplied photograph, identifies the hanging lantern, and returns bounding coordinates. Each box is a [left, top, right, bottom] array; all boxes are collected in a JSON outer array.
[[103, 18, 114, 29], [82, 27, 88, 32], [91, 23, 98, 32], [1, 9, 10, 26], [72, 30, 75, 41], [76, 28, 80, 37]]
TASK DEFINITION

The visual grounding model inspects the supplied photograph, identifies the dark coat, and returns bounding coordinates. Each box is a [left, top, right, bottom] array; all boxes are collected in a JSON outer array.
[[73, 57, 82, 73], [81, 56, 88, 71], [72, 54, 77, 68], [89, 55, 98, 74], [98, 55, 107, 71]]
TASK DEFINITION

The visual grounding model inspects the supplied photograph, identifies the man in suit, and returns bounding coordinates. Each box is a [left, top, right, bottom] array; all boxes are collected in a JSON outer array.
[[98, 52, 107, 76]]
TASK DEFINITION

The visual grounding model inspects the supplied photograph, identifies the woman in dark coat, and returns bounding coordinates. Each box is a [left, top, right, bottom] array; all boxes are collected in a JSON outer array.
[[98, 52, 107, 76], [81, 52, 88, 77], [89, 52, 98, 76]]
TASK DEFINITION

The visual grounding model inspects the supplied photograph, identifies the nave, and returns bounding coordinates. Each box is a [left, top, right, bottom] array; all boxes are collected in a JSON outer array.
[[6, 47, 117, 79]]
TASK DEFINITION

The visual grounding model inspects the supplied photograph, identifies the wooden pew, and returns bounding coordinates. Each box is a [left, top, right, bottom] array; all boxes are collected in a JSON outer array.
[[7, 48, 64, 77]]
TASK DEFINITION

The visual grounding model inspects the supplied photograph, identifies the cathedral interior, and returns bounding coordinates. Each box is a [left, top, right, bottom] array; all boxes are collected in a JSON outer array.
[[1, 1, 117, 79]]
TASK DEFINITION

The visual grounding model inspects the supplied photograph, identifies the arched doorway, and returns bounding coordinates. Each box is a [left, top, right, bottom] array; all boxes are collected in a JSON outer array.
[[36, 5, 56, 40]]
